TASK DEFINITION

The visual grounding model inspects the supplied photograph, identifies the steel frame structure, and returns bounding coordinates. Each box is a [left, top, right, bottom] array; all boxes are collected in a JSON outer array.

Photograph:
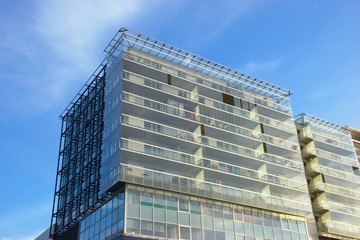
[[50, 66, 106, 238]]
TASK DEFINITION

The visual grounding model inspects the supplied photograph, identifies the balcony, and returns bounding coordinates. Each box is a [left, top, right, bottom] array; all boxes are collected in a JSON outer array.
[[120, 138, 307, 192], [312, 132, 354, 152], [305, 164, 321, 178], [319, 221, 360, 239], [122, 93, 304, 172], [301, 148, 317, 159], [316, 201, 360, 216], [299, 128, 313, 144], [123, 51, 293, 116], [308, 182, 325, 194], [307, 164, 360, 184], [304, 148, 358, 166], [308, 182, 360, 199], [117, 163, 312, 217], [312, 201, 329, 214]]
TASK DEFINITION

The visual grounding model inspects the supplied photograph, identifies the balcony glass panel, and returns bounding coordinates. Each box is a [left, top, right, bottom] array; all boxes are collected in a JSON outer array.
[[119, 164, 311, 217]]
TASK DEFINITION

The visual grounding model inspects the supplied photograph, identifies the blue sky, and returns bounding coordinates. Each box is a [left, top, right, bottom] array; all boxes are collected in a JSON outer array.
[[0, 0, 359, 239]]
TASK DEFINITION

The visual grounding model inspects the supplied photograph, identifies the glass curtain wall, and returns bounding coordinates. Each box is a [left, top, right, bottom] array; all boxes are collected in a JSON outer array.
[[124, 184, 310, 240], [112, 47, 312, 218]]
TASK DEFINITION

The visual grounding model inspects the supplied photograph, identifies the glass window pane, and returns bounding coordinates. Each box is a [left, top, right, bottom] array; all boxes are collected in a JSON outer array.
[[179, 212, 190, 225], [202, 203, 213, 216], [189, 228, 200, 240], [245, 223, 254, 236], [292, 232, 300, 240], [214, 218, 224, 231], [263, 217, 272, 227], [191, 214, 202, 228], [264, 226, 274, 239], [118, 218, 124, 230], [223, 207, 233, 220], [234, 209, 243, 222], [100, 218, 106, 232], [128, 189, 140, 204], [215, 231, 225, 240], [105, 226, 111, 238], [283, 230, 291, 239], [180, 226, 191, 240], [236, 234, 245, 240], [167, 224, 178, 239], [254, 225, 264, 237], [203, 216, 214, 229], [126, 218, 140, 234], [243, 211, 252, 223], [235, 222, 244, 234], [141, 206, 153, 220], [167, 196, 178, 210], [226, 232, 235, 240], [252, 215, 262, 225], [297, 221, 307, 233], [299, 233, 308, 240], [154, 194, 165, 208], [179, 199, 189, 212], [274, 228, 283, 240], [167, 210, 178, 224], [204, 229, 214, 240], [213, 205, 223, 218], [154, 208, 166, 222], [225, 219, 234, 232], [281, 219, 290, 230], [141, 220, 153, 236], [290, 220, 298, 232], [190, 201, 201, 214], [272, 217, 281, 228], [154, 222, 166, 238], [141, 192, 153, 206], [127, 204, 140, 218]]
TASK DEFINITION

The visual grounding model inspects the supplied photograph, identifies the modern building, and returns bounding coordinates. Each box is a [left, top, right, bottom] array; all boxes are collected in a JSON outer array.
[[296, 114, 360, 239], [349, 128, 360, 164], [49, 28, 358, 240]]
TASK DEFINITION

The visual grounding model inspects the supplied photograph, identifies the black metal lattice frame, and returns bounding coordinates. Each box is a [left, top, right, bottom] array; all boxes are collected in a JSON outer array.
[[50, 66, 106, 238]]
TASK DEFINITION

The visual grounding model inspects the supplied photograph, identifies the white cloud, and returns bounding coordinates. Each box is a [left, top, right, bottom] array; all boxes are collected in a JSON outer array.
[[305, 77, 355, 100], [0, 0, 152, 112], [178, 0, 263, 47], [35, 0, 144, 64], [242, 58, 282, 75], [32, 0, 149, 106]]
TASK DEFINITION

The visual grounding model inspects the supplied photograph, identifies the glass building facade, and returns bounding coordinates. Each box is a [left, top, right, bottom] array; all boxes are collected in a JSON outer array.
[[49, 28, 358, 240], [296, 114, 360, 239]]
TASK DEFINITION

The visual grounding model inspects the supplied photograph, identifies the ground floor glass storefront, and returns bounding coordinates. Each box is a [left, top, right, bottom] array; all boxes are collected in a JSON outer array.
[[125, 184, 309, 240]]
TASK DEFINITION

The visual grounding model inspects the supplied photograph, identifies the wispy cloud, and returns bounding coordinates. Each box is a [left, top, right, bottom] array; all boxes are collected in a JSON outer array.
[[172, 0, 263, 48], [35, 0, 145, 67], [194, 0, 262, 40], [32, 0, 149, 107], [305, 77, 355, 100], [242, 58, 283, 75], [0, 0, 152, 113]]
